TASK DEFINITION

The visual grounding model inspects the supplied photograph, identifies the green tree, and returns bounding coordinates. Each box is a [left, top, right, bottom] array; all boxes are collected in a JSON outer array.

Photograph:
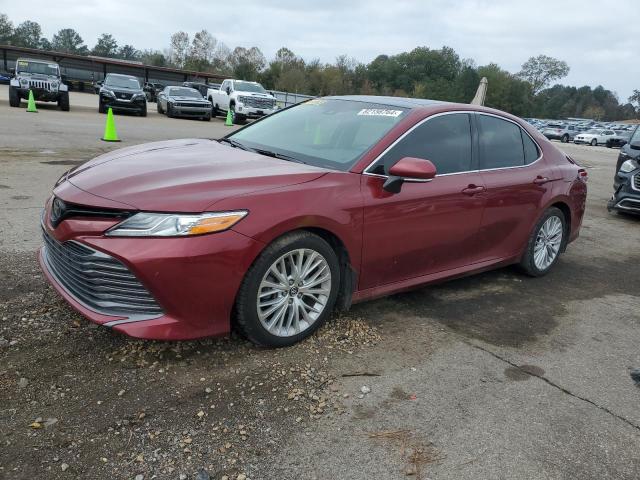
[[0, 13, 13, 44], [140, 49, 167, 67], [518, 55, 570, 95], [12, 20, 42, 48], [92, 33, 118, 57], [51, 28, 88, 54], [228, 46, 265, 80], [117, 44, 139, 61], [169, 31, 190, 68], [629, 90, 640, 114]]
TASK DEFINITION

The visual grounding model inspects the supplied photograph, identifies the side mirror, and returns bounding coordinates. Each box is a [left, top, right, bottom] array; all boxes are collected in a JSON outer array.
[[630, 140, 640, 151], [226, 87, 231, 95], [383, 157, 437, 193]]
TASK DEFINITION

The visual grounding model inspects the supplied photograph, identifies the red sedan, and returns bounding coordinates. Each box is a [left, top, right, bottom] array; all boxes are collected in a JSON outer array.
[[39, 96, 587, 347]]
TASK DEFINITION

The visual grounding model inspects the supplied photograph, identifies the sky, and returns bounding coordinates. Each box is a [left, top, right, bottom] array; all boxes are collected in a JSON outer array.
[[3, 0, 639, 101]]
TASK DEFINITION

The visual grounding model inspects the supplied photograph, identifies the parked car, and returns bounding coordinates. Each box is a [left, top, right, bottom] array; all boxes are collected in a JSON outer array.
[[542, 123, 581, 143], [182, 81, 219, 98], [38, 96, 587, 347], [93, 80, 103, 94], [98, 73, 147, 116], [606, 130, 632, 148], [207, 79, 278, 124], [574, 129, 616, 146], [157, 86, 212, 121], [9, 57, 70, 111], [0, 72, 11, 84], [143, 82, 165, 102], [608, 126, 640, 215]]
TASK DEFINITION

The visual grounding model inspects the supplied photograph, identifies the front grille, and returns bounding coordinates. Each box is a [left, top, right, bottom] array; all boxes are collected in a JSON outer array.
[[116, 92, 133, 100], [243, 96, 275, 109], [633, 174, 640, 191], [176, 102, 206, 108], [29, 79, 51, 90], [42, 229, 162, 319]]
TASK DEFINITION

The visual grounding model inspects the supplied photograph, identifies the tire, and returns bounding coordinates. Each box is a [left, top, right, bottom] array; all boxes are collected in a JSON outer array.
[[203, 112, 211, 122], [98, 100, 105, 114], [157, 101, 164, 114], [230, 103, 245, 125], [235, 231, 341, 347], [606, 141, 612, 148], [590, 138, 597, 146], [167, 103, 174, 118], [9, 86, 20, 107], [519, 207, 566, 277], [209, 99, 217, 117], [58, 92, 70, 111], [139, 104, 147, 117], [561, 134, 569, 143]]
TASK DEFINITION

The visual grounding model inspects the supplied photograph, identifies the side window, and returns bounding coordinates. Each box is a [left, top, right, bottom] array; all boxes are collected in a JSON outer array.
[[522, 130, 540, 164], [477, 115, 525, 169], [374, 113, 472, 175], [221, 80, 228, 91]]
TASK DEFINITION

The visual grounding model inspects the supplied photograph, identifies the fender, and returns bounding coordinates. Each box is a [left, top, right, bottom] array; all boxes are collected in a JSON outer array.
[[59, 84, 68, 92], [10, 78, 19, 87]]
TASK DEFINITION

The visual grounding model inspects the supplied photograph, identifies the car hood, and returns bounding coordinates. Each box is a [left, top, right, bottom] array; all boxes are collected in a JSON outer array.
[[238, 91, 275, 99], [170, 96, 208, 102], [62, 138, 328, 211]]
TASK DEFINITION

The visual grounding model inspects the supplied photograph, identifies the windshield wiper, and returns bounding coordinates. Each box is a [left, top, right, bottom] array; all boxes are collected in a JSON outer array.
[[252, 148, 307, 164], [218, 138, 254, 151]]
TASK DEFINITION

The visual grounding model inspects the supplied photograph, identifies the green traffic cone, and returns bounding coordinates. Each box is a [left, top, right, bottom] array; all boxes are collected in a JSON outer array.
[[225, 108, 233, 126], [101, 108, 121, 142], [26, 90, 37, 113]]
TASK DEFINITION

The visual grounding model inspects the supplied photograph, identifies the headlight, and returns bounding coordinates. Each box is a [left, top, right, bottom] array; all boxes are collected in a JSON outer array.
[[133, 93, 145, 100], [106, 211, 248, 237], [102, 89, 115, 97], [619, 159, 639, 174]]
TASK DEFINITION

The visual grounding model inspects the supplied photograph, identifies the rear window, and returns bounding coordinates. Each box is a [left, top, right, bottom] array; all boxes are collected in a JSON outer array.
[[478, 115, 526, 169]]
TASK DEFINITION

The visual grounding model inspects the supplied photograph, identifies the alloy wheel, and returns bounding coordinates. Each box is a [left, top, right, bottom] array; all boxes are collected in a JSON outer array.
[[533, 216, 563, 270], [256, 248, 332, 337]]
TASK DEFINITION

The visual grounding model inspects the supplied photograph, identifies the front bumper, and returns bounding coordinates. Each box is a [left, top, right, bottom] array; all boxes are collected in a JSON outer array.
[[101, 94, 146, 112], [608, 171, 640, 214], [39, 198, 265, 340], [16, 87, 58, 102], [574, 138, 596, 145], [236, 104, 277, 118], [171, 105, 210, 117]]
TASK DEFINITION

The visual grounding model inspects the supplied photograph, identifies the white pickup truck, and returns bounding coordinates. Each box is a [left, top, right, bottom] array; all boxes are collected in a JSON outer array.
[[207, 79, 278, 124]]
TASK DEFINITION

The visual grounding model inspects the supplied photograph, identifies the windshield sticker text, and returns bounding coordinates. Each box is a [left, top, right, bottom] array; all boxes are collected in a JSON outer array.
[[357, 109, 403, 117]]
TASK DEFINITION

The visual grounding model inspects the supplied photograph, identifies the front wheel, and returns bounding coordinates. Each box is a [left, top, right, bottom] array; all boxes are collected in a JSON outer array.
[[590, 138, 597, 146], [9, 86, 20, 107], [139, 104, 147, 117], [58, 92, 70, 111], [561, 134, 569, 143], [157, 101, 164, 114], [235, 231, 340, 347], [519, 207, 566, 277]]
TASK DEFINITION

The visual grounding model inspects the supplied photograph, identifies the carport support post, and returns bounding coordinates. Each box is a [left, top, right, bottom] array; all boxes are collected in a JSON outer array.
[[2, 48, 7, 72], [144, 68, 149, 83]]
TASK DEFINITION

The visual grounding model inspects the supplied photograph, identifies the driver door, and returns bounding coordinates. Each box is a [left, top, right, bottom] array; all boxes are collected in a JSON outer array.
[[360, 112, 486, 290]]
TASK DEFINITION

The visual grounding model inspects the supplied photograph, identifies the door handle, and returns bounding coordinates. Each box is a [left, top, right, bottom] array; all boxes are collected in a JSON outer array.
[[462, 185, 485, 195], [533, 176, 550, 185]]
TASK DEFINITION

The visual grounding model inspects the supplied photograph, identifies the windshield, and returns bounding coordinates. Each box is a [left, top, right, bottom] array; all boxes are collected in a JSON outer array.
[[585, 129, 601, 134], [105, 76, 140, 89], [170, 87, 202, 98], [233, 81, 266, 93], [16, 60, 58, 76], [229, 99, 409, 171]]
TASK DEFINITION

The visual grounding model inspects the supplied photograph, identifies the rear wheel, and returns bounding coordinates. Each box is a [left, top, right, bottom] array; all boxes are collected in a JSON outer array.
[[235, 231, 340, 347], [561, 134, 569, 143], [590, 138, 597, 146], [519, 207, 566, 277], [9, 86, 20, 107]]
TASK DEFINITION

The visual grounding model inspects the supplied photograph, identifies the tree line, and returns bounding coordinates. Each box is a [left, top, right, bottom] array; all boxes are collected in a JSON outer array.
[[1, 13, 637, 121]]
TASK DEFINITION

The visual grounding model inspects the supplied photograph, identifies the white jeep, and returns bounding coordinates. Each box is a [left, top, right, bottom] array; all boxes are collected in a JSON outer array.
[[9, 57, 70, 111]]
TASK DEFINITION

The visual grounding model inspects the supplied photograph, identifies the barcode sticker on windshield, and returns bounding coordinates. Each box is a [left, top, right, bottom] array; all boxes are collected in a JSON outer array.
[[358, 109, 403, 117]]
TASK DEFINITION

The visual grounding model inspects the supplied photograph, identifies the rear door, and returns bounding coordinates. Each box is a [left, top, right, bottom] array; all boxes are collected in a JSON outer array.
[[360, 112, 487, 290], [474, 113, 554, 261]]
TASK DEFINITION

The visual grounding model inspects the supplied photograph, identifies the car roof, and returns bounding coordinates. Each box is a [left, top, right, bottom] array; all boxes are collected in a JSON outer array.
[[17, 57, 58, 65], [324, 95, 451, 109], [107, 73, 137, 79]]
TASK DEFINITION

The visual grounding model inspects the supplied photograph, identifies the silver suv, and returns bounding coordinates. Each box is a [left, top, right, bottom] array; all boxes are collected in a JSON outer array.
[[542, 123, 581, 143], [9, 57, 70, 111]]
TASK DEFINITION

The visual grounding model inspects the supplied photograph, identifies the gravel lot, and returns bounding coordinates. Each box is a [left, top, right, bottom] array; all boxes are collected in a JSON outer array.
[[1, 88, 639, 480]]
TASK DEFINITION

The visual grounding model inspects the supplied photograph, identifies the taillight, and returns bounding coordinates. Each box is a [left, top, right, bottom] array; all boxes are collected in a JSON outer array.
[[578, 168, 588, 183]]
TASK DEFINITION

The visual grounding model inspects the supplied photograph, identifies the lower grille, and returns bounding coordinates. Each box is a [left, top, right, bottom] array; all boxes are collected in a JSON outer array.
[[42, 230, 162, 319], [176, 102, 206, 108], [633, 174, 640, 191]]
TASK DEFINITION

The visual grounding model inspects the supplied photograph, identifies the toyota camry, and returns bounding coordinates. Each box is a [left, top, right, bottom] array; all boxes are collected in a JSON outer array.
[[39, 96, 588, 347]]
